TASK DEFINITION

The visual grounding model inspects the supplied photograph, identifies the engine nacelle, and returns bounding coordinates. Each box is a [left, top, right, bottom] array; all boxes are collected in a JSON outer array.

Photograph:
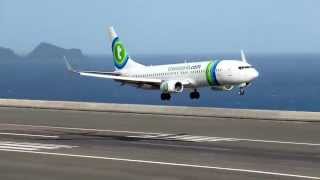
[[211, 85, 234, 91], [160, 80, 184, 93]]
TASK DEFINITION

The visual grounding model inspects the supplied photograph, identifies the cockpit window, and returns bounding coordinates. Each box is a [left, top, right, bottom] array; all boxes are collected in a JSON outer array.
[[238, 66, 253, 70]]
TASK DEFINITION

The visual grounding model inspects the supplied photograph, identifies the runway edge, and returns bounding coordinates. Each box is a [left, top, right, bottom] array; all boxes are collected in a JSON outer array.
[[0, 98, 319, 122]]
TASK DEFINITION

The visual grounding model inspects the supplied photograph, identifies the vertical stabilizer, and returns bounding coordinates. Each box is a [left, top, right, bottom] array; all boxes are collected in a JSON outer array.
[[241, 50, 247, 63], [108, 26, 144, 71], [108, 26, 118, 43]]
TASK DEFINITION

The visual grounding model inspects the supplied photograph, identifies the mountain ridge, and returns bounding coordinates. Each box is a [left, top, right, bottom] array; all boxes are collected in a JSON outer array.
[[0, 42, 86, 60]]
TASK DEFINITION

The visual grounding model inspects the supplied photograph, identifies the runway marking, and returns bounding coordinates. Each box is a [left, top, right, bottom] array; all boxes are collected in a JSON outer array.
[[128, 134, 239, 142], [0, 132, 59, 138], [0, 141, 77, 152], [0, 123, 161, 135], [1, 123, 320, 146], [0, 145, 38, 151], [226, 138, 320, 146], [0, 149, 319, 180], [129, 133, 320, 145]]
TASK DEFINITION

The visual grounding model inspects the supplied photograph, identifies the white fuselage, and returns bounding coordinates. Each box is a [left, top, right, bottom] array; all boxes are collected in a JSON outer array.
[[119, 59, 259, 90], [69, 27, 259, 99]]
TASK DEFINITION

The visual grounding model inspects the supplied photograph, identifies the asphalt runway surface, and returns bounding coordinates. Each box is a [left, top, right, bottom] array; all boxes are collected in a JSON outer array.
[[0, 106, 319, 180]]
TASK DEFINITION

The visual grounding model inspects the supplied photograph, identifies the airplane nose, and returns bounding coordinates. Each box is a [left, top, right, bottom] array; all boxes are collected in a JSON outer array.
[[252, 69, 259, 79]]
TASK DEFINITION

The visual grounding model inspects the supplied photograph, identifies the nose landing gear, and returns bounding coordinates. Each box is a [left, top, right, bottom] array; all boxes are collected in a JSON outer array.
[[239, 87, 245, 96], [190, 89, 200, 99], [161, 93, 171, 101]]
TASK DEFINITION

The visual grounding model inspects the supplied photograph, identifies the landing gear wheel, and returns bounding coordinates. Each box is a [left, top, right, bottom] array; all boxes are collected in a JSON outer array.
[[161, 93, 166, 100], [166, 93, 171, 100], [161, 93, 171, 101], [239, 88, 245, 96], [195, 92, 200, 99], [190, 90, 200, 99]]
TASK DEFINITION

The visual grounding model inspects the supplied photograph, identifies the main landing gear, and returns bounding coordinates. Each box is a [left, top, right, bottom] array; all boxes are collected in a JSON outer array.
[[161, 93, 171, 101], [190, 89, 200, 99]]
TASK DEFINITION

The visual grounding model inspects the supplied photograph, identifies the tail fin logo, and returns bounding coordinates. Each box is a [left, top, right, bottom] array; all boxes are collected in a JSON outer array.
[[112, 37, 129, 69]]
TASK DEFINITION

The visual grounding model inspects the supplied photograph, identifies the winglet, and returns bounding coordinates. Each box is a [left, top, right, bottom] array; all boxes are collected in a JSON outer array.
[[241, 50, 247, 63], [64, 56, 77, 73]]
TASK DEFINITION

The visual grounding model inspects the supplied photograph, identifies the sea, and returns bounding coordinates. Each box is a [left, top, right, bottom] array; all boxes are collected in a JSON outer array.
[[0, 53, 320, 112]]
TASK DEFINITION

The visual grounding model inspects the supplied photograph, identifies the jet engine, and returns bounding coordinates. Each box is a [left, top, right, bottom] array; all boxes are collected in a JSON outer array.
[[160, 80, 184, 93], [211, 85, 234, 91]]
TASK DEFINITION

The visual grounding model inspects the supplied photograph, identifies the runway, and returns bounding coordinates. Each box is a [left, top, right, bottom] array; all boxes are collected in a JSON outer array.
[[0, 106, 319, 180]]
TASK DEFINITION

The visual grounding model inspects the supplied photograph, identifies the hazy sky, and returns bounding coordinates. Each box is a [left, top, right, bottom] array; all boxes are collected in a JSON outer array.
[[1, 0, 320, 54]]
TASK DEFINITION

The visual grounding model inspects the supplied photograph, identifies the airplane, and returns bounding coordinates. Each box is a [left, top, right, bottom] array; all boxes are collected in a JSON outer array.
[[65, 26, 259, 101]]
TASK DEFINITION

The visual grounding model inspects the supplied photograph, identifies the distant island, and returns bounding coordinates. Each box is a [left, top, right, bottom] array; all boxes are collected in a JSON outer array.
[[0, 47, 20, 60], [0, 42, 86, 60]]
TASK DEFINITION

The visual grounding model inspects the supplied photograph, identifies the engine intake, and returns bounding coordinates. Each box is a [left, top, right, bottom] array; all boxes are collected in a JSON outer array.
[[211, 85, 234, 91], [160, 80, 184, 93]]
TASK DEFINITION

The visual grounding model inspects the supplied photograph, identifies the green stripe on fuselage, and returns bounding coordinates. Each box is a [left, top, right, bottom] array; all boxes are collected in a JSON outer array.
[[206, 61, 214, 86], [205, 60, 219, 86]]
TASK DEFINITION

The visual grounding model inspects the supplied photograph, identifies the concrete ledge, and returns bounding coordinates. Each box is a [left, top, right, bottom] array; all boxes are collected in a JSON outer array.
[[0, 98, 319, 122]]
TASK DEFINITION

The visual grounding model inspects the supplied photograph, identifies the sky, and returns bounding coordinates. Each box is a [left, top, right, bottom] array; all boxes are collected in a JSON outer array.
[[1, 0, 320, 55]]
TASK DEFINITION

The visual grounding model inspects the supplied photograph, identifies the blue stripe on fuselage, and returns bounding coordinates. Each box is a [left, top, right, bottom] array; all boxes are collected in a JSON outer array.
[[211, 60, 220, 85]]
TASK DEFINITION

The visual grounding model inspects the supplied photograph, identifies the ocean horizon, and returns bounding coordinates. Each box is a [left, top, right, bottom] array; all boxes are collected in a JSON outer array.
[[1, 53, 320, 112]]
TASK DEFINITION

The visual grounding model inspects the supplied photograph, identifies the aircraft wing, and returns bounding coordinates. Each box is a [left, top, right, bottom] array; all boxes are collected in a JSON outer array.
[[64, 57, 161, 85], [79, 72, 162, 85], [78, 72, 193, 88], [64, 56, 192, 87]]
